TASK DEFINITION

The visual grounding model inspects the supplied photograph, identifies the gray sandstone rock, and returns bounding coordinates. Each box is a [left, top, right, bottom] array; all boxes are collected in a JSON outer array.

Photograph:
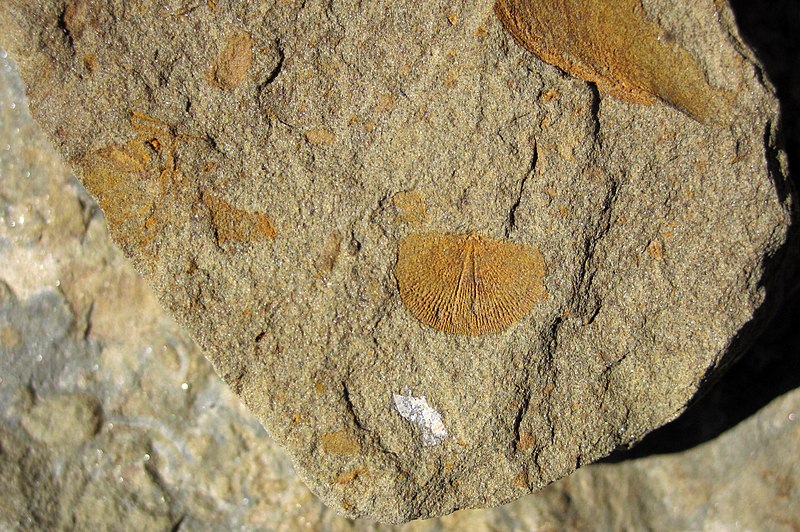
[[0, 0, 795, 522]]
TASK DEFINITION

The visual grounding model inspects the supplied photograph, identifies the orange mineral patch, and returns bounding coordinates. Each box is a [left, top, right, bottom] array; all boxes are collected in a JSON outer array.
[[494, 0, 729, 123], [647, 238, 664, 260], [202, 193, 276, 244], [395, 232, 546, 335]]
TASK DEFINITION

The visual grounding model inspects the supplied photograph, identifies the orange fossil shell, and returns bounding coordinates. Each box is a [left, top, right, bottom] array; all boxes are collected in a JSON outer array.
[[494, 0, 729, 123], [395, 232, 546, 335]]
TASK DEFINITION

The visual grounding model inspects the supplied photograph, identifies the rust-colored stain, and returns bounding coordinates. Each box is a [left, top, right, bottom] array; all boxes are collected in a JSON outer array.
[[395, 232, 546, 335], [202, 192, 276, 244], [209, 32, 253, 89], [321, 430, 361, 455], [82, 54, 97, 72], [494, 0, 729, 122], [375, 93, 397, 114]]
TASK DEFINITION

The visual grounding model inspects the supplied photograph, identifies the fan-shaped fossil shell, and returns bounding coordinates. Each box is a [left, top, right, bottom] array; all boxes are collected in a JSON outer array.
[[395, 232, 546, 335], [494, 0, 729, 123]]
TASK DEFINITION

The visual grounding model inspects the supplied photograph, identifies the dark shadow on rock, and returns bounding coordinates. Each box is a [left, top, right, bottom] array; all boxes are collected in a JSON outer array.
[[605, 284, 800, 461], [604, 0, 800, 462]]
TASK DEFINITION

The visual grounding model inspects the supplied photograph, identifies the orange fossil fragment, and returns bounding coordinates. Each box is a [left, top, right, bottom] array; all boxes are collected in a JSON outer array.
[[395, 232, 546, 335], [392, 190, 429, 228], [304, 127, 338, 146], [202, 192, 276, 244], [494, 0, 729, 123], [209, 32, 254, 89], [82, 140, 162, 254], [320, 430, 361, 455], [336, 468, 368, 484]]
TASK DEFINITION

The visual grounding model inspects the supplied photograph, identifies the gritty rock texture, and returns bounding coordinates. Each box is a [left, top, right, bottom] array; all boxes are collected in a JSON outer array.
[[2, 50, 800, 529], [0, 0, 795, 522]]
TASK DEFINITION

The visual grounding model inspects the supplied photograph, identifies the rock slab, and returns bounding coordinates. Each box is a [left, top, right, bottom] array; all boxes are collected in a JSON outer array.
[[1, 48, 799, 529], [0, 0, 794, 522]]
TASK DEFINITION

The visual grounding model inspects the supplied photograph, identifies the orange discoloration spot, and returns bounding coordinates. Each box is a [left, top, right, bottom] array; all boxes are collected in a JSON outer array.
[[145, 137, 162, 154], [81, 110, 211, 258], [539, 89, 559, 103], [444, 67, 459, 88], [129, 110, 169, 132], [516, 431, 535, 452], [375, 93, 397, 113], [82, 54, 97, 72], [82, 140, 161, 254], [474, 25, 489, 38], [96, 141, 151, 171], [647, 238, 664, 260], [342, 498, 356, 510]]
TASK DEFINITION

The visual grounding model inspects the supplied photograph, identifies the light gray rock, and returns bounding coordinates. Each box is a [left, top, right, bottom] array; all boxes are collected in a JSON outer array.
[[0, 0, 795, 522], [20, 393, 101, 447]]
